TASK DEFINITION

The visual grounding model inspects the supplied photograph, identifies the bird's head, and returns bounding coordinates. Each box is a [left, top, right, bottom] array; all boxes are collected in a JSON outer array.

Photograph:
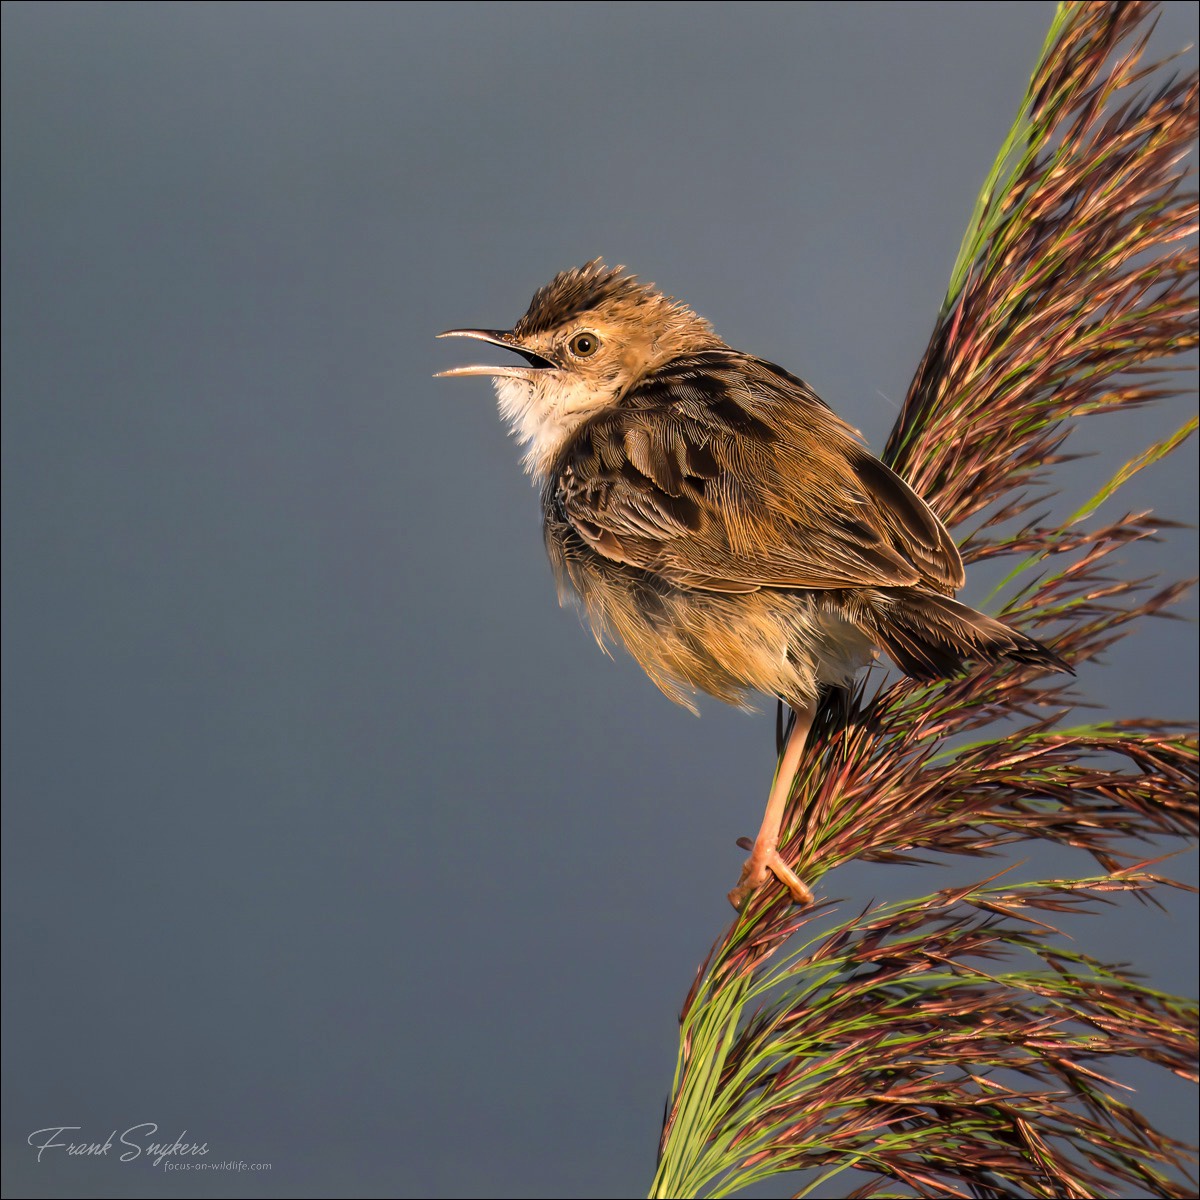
[[438, 260, 722, 477]]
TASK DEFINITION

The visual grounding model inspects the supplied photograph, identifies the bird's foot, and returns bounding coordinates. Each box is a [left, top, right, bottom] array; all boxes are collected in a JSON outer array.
[[727, 839, 813, 910]]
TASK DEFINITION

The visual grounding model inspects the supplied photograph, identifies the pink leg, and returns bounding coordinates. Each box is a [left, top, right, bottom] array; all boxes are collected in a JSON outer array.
[[727, 703, 816, 910]]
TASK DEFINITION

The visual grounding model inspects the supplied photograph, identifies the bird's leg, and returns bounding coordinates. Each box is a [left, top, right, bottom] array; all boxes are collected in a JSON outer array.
[[727, 703, 816, 910]]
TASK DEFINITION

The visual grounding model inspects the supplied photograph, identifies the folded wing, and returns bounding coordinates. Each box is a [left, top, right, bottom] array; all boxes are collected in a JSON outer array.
[[551, 351, 964, 597]]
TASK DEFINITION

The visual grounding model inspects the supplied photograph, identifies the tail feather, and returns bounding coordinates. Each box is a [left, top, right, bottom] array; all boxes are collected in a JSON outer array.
[[860, 589, 1071, 680]]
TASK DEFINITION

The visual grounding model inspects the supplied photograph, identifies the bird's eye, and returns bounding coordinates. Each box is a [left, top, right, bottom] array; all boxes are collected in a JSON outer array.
[[569, 332, 600, 358]]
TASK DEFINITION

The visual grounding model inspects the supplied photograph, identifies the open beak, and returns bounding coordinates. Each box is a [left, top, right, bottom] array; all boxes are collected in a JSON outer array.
[[434, 329, 559, 379]]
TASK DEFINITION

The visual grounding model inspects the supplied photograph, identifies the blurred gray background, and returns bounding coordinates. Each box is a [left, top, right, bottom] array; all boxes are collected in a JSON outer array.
[[3, 3, 1196, 1197]]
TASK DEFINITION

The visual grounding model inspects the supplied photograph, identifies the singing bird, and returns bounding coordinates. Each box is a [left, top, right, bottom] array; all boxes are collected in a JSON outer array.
[[437, 261, 1066, 909]]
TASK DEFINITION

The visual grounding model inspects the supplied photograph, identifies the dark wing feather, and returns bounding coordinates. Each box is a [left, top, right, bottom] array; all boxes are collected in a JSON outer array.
[[551, 351, 963, 595], [848, 451, 964, 592]]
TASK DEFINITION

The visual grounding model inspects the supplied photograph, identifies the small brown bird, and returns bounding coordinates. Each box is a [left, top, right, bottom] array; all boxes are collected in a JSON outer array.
[[438, 261, 1066, 909]]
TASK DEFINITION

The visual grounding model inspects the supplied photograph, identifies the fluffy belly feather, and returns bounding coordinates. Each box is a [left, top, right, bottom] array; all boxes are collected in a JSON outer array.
[[545, 521, 875, 712]]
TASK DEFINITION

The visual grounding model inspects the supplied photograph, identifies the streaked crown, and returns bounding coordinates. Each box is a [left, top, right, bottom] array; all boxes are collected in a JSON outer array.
[[514, 259, 715, 343]]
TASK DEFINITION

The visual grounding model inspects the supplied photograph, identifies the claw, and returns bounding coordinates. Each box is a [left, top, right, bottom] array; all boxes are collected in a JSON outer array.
[[727, 847, 813, 910]]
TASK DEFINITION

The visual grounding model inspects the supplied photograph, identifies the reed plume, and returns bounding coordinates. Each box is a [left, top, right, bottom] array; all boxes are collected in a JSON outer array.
[[652, 5, 1198, 1195]]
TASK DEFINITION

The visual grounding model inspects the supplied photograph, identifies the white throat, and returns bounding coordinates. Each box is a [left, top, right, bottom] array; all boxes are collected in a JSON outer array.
[[493, 375, 598, 479]]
